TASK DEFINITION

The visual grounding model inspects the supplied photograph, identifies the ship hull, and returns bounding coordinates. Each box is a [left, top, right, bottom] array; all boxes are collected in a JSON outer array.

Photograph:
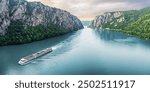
[[18, 48, 52, 65]]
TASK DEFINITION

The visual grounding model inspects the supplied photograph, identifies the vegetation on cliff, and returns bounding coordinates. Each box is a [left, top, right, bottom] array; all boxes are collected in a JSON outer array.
[[106, 8, 150, 30], [123, 14, 150, 40], [0, 0, 83, 46], [0, 23, 68, 46], [90, 7, 150, 40]]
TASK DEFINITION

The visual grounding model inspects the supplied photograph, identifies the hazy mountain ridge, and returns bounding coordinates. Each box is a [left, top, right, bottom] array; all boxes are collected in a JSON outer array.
[[0, 0, 83, 45]]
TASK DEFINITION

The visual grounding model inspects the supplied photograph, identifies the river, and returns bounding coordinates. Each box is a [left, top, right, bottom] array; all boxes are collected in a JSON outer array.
[[1, 26, 150, 75]]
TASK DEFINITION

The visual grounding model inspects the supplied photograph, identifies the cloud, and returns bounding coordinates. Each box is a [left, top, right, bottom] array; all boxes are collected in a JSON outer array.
[[27, 0, 150, 20]]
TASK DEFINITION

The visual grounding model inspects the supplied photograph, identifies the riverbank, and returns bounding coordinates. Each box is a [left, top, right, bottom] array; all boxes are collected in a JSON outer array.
[[89, 27, 150, 40], [0, 24, 84, 46]]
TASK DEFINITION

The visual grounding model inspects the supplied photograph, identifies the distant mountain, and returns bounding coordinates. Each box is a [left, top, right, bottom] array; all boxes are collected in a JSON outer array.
[[82, 21, 91, 26], [0, 0, 83, 46], [90, 11, 124, 29], [90, 7, 150, 39]]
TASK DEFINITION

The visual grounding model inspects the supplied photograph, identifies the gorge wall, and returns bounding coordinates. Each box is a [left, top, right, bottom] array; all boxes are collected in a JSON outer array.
[[0, 0, 83, 45]]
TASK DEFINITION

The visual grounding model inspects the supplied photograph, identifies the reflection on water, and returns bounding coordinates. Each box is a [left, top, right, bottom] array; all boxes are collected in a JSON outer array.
[[95, 30, 150, 47], [1, 27, 150, 75]]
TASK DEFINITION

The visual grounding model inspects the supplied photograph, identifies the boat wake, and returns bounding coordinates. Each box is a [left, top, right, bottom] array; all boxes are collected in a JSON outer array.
[[52, 44, 63, 50]]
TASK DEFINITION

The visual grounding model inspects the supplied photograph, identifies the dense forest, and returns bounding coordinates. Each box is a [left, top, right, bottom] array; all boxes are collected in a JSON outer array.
[[115, 7, 150, 40], [123, 14, 150, 40], [0, 22, 68, 46]]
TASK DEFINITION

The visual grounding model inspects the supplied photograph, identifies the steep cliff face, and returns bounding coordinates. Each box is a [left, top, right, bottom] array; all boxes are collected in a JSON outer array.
[[90, 7, 150, 30], [90, 11, 124, 29], [0, 0, 83, 35], [0, 0, 83, 45], [0, 0, 10, 35]]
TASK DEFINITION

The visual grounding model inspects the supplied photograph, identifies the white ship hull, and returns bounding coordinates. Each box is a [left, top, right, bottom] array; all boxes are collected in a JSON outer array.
[[18, 48, 52, 65]]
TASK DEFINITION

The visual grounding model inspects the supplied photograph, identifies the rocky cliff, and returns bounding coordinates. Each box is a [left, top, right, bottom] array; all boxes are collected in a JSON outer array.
[[0, 0, 10, 35], [0, 0, 83, 34], [90, 11, 125, 29], [0, 0, 83, 45], [90, 7, 150, 30], [90, 7, 150, 40]]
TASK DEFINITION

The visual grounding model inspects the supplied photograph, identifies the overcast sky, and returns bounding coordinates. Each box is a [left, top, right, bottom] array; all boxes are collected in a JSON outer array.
[[27, 0, 150, 20]]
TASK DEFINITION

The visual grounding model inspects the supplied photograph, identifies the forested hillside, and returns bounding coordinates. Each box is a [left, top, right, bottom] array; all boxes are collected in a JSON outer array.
[[124, 14, 150, 39], [90, 7, 150, 40]]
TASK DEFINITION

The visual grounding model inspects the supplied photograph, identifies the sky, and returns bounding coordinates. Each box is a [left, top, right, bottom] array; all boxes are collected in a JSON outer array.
[[27, 0, 150, 20]]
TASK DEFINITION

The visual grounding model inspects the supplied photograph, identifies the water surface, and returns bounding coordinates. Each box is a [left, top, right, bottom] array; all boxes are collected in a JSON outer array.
[[1, 27, 150, 75]]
